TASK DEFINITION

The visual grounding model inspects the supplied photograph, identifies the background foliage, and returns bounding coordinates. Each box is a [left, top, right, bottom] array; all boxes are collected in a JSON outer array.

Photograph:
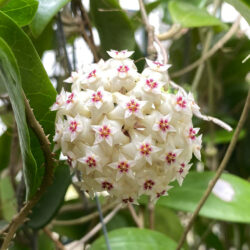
[[0, 0, 249, 249]]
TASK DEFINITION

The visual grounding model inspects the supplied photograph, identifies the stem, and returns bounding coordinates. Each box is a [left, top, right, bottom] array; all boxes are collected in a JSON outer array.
[[157, 24, 182, 41], [0, 93, 55, 250], [128, 203, 143, 228], [57, 12, 72, 74], [66, 204, 122, 250], [171, 16, 241, 78], [43, 227, 65, 250], [176, 89, 250, 250], [95, 195, 111, 250]]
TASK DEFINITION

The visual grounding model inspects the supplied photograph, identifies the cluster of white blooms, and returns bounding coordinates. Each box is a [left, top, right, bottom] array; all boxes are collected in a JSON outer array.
[[51, 50, 203, 205]]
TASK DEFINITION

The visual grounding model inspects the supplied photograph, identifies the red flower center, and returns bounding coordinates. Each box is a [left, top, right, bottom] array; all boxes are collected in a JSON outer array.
[[140, 143, 152, 156], [102, 181, 113, 190], [117, 65, 129, 73], [165, 152, 176, 164], [144, 179, 155, 190], [122, 197, 134, 203], [146, 78, 158, 89], [176, 96, 186, 108], [69, 121, 78, 132], [126, 99, 139, 113], [92, 91, 103, 103], [99, 125, 111, 138], [87, 69, 97, 79], [86, 156, 96, 168], [66, 93, 74, 104], [118, 161, 129, 173], [158, 119, 169, 132]]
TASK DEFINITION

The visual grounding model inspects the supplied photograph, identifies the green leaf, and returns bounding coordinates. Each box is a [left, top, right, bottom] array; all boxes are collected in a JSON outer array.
[[0, 0, 10, 8], [0, 37, 37, 197], [225, 0, 250, 24], [168, 1, 225, 28], [0, 11, 57, 197], [204, 129, 246, 144], [1, 0, 38, 27], [157, 172, 250, 223], [91, 228, 177, 250], [90, 0, 136, 58], [0, 176, 17, 221], [30, 0, 71, 37], [27, 164, 71, 229], [0, 128, 12, 171]]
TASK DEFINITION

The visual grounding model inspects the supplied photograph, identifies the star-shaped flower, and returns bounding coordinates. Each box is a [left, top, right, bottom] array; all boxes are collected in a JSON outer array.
[[109, 154, 136, 180], [107, 49, 134, 59], [64, 114, 83, 142], [50, 88, 66, 111], [146, 59, 171, 72]]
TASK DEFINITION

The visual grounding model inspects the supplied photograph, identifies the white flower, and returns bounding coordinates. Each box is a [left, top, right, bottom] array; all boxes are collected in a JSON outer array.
[[107, 49, 134, 59], [108, 153, 136, 180], [64, 114, 83, 142], [51, 50, 210, 205], [135, 136, 161, 165], [146, 59, 171, 72], [50, 88, 66, 111]]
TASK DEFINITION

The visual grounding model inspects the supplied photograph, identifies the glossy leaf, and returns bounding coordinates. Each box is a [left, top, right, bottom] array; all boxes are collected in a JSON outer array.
[[0, 11, 57, 197], [225, 0, 250, 24], [168, 1, 225, 28], [157, 172, 250, 223], [30, 0, 71, 37], [0, 128, 12, 171], [1, 0, 38, 27], [203, 129, 246, 144], [91, 228, 177, 250], [90, 0, 136, 58], [0, 176, 17, 221], [27, 164, 71, 229], [0, 37, 37, 197]]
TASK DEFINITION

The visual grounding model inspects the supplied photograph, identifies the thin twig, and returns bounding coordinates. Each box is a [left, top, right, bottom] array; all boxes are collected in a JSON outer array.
[[128, 203, 143, 228], [176, 89, 250, 250], [76, 0, 99, 62], [157, 24, 182, 41], [191, 0, 221, 92], [0, 93, 55, 250], [138, 0, 157, 59], [66, 204, 122, 250], [171, 16, 241, 78], [95, 195, 111, 250], [53, 201, 117, 226], [43, 227, 65, 250], [57, 12, 72, 74], [148, 202, 155, 230]]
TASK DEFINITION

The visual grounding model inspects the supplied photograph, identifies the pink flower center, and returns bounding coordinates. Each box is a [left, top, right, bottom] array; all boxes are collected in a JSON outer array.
[[66, 93, 74, 104], [156, 190, 166, 198], [118, 161, 129, 173], [122, 197, 134, 203], [69, 121, 78, 132], [99, 125, 111, 138], [165, 152, 176, 164], [176, 96, 186, 108], [140, 143, 152, 156], [153, 61, 164, 67], [102, 181, 113, 190], [178, 168, 184, 174], [188, 128, 197, 140], [87, 69, 97, 79], [126, 99, 139, 113], [92, 91, 103, 103], [146, 79, 158, 89], [144, 179, 155, 190], [117, 65, 129, 73], [158, 119, 169, 132], [86, 156, 96, 168]]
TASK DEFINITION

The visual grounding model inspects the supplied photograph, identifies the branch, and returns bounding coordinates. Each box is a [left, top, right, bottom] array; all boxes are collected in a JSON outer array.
[[171, 16, 241, 78], [66, 204, 122, 250], [176, 89, 250, 250], [157, 24, 182, 41], [0, 93, 56, 250], [138, 0, 157, 60], [128, 203, 143, 228], [53, 201, 117, 226], [43, 227, 65, 250]]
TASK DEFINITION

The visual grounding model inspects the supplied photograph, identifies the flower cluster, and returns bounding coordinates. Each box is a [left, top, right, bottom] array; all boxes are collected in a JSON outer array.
[[51, 50, 203, 205]]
